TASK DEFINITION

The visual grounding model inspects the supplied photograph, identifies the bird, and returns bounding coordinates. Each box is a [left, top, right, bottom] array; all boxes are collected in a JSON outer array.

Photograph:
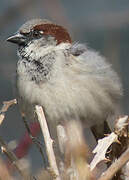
[[7, 18, 122, 144]]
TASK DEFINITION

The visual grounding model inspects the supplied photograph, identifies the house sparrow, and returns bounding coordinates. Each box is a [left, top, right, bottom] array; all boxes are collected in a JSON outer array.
[[7, 19, 122, 140]]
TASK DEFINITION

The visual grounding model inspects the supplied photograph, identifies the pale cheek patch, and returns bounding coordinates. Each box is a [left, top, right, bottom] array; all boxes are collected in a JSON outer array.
[[23, 41, 71, 61]]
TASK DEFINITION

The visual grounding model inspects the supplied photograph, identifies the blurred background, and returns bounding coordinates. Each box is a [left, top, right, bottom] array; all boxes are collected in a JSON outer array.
[[0, 0, 129, 175]]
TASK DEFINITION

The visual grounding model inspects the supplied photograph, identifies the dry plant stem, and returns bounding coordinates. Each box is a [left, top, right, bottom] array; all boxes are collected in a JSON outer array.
[[35, 105, 61, 180], [22, 115, 48, 167], [0, 99, 17, 113], [90, 132, 118, 170], [98, 147, 129, 180], [57, 125, 67, 154], [0, 99, 17, 124], [0, 136, 29, 179]]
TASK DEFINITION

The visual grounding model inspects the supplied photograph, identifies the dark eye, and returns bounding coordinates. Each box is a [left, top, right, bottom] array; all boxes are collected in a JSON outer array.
[[33, 30, 39, 37], [32, 30, 44, 38]]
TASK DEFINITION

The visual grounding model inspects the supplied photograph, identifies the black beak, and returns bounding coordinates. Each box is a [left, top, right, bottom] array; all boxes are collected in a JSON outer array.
[[7, 33, 26, 45]]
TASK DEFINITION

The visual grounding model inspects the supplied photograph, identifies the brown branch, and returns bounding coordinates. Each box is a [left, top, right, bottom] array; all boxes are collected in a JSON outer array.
[[0, 99, 17, 124], [0, 158, 13, 180], [35, 105, 61, 180], [98, 147, 129, 180], [0, 136, 31, 179]]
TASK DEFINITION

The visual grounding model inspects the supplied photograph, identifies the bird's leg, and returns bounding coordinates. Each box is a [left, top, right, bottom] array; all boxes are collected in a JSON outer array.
[[91, 120, 111, 141], [21, 113, 48, 167]]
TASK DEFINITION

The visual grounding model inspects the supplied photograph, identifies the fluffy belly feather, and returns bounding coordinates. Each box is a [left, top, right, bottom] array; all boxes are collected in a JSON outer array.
[[17, 73, 116, 127]]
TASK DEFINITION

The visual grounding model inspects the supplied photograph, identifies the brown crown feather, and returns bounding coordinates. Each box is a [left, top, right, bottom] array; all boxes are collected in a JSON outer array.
[[33, 24, 72, 44]]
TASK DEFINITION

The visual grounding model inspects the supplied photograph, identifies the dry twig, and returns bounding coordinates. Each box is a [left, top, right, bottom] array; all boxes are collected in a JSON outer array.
[[57, 125, 67, 154], [98, 147, 129, 180], [0, 136, 31, 179], [35, 105, 61, 180], [90, 132, 118, 170], [0, 158, 13, 180], [0, 99, 17, 124]]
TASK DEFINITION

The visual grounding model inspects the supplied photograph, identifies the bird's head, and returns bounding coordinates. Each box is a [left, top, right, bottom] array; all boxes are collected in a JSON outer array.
[[7, 19, 72, 48]]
